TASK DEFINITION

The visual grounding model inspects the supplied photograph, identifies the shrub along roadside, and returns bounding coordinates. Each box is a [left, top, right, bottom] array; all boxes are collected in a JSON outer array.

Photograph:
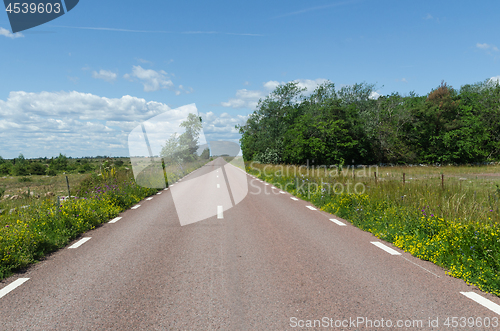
[[248, 167, 500, 297], [0, 171, 158, 280]]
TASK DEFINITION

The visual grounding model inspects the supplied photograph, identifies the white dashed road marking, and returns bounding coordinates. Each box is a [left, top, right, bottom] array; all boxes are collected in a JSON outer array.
[[68, 237, 92, 249], [290, 197, 299, 201], [330, 218, 346, 226], [131, 205, 141, 210], [461, 292, 500, 315], [146, 197, 153, 200], [306, 206, 317, 210], [217, 206, 223, 219], [279, 191, 286, 194], [109, 217, 122, 224], [0, 278, 29, 299], [370, 242, 401, 255], [217, 184, 220, 188], [156, 192, 162, 195]]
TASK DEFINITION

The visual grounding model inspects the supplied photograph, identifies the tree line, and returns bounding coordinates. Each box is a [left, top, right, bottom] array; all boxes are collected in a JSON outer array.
[[237, 79, 500, 165], [0, 154, 125, 177]]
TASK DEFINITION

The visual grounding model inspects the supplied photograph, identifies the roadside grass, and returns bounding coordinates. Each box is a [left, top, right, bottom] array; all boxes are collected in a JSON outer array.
[[0, 158, 211, 280], [0, 169, 157, 279], [247, 162, 500, 297]]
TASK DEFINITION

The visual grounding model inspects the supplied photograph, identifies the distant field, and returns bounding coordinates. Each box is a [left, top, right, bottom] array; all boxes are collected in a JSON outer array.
[[0, 157, 132, 214]]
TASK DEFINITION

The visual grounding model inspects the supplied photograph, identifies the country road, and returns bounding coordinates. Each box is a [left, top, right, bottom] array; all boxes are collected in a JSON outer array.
[[1, 158, 500, 330]]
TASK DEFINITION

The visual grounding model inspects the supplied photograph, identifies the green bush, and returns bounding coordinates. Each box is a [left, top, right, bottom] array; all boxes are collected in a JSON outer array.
[[30, 162, 46, 175]]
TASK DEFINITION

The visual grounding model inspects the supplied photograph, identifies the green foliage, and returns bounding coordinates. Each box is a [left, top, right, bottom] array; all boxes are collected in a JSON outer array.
[[248, 163, 500, 297], [0, 163, 11, 176], [29, 162, 46, 175], [0, 169, 158, 279], [50, 153, 68, 171], [239, 79, 500, 165], [200, 148, 210, 160], [160, 113, 204, 164]]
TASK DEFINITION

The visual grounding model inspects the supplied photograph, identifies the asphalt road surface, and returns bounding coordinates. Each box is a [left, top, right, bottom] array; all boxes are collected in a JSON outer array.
[[1, 158, 500, 330]]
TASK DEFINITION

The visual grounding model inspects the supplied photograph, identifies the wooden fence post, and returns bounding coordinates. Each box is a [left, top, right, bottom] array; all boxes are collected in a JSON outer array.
[[65, 176, 71, 197], [403, 173, 405, 185]]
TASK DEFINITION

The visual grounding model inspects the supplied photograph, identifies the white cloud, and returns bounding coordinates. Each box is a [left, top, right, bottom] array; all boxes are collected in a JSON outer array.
[[295, 78, 329, 93], [0, 91, 249, 158], [92, 69, 117, 83], [124, 65, 174, 92], [201, 111, 248, 139], [477, 43, 499, 52], [0, 91, 177, 158], [0, 27, 23, 39], [369, 91, 381, 100], [489, 76, 500, 84], [222, 78, 328, 109]]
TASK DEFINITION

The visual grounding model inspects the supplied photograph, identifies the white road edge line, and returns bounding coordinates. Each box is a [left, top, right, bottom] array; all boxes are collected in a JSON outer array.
[[370, 241, 401, 255], [131, 205, 141, 209], [0, 278, 29, 299], [217, 205, 223, 219], [68, 237, 92, 249], [109, 217, 122, 224], [290, 197, 299, 201], [461, 292, 500, 315], [306, 206, 317, 210], [330, 218, 346, 226]]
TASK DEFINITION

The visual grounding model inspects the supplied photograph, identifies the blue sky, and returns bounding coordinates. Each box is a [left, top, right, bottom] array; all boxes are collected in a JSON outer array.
[[1, 0, 499, 159]]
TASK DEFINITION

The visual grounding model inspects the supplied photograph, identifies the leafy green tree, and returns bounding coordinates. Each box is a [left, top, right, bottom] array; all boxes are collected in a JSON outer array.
[[50, 153, 68, 171], [283, 113, 358, 165], [30, 162, 46, 175], [13, 154, 29, 176], [237, 82, 306, 161], [160, 113, 203, 164], [200, 148, 210, 160]]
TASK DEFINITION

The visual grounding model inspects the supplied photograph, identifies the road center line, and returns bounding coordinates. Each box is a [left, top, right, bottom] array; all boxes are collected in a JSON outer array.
[[109, 217, 122, 223], [306, 206, 317, 210], [68, 237, 92, 249], [330, 218, 346, 226], [0, 278, 29, 299], [217, 205, 223, 219], [131, 205, 141, 209], [370, 241, 401, 255], [290, 197, 299, 201], [460, 292, 500, 315]]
